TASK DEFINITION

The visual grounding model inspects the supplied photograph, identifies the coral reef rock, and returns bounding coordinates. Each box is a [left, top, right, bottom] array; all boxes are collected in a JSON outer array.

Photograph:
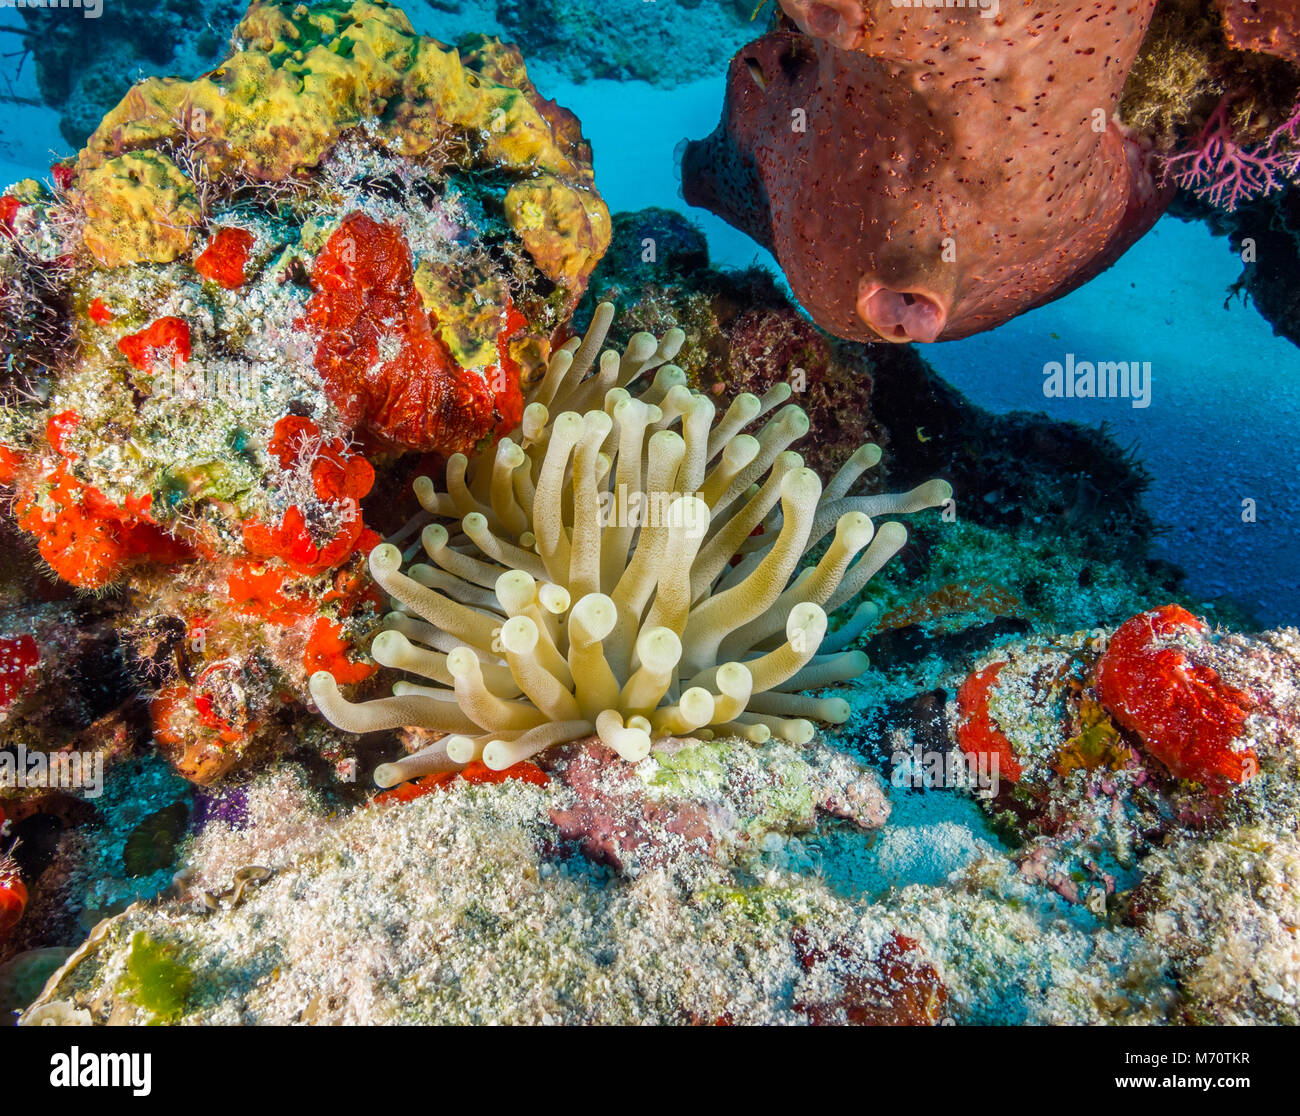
[[494, 0, 760, 87], [17, 762, 1178, 1025], [0, 0, 609, 783]]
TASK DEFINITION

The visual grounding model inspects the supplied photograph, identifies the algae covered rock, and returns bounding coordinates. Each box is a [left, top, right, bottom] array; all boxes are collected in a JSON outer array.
[[15, 756, 1184, 1026], [76, 1, 609, 284], [0, 0, 612, 783], [1135, 826, 1300, 1024], [78, 152, 204, 268], [543, 734, 890, 876]]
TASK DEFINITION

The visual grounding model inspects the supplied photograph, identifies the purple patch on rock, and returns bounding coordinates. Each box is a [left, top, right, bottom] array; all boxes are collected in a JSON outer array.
[[190, 785, 249, 831]]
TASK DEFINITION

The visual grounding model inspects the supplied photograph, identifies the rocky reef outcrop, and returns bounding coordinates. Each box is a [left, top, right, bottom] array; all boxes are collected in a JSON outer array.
[[0, 0, 609, 783]]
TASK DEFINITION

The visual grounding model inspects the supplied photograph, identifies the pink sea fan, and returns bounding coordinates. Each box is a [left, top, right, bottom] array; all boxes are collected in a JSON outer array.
[[1165, 96, 1300, 212]]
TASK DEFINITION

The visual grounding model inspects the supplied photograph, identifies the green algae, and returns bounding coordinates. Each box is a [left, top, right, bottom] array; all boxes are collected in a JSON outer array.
[[643, 737, 819, 843], [645, 739, 728, 796], [119, 932, 194, 1021], [694, 881, 809, 928]]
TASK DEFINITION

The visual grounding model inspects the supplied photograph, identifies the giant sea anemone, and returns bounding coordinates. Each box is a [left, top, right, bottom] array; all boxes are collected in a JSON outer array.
[[311, 304, 952, 784]]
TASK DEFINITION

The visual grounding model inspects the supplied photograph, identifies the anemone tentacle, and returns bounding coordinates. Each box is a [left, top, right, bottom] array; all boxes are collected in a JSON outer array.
[[311, 304, 952, 780]]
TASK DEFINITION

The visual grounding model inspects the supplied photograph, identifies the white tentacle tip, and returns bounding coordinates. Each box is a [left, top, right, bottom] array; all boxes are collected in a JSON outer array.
[[446, 647, 478, 679], [445, 735, 478, 764], [373, 762, 404, 789], [309, 670, 339, 701], [823, 698, 851, 724], [370, 629, 408, 667], [614, 731, 651, 763], [369, 543, 403, 575], [482, 740, 514, 771]]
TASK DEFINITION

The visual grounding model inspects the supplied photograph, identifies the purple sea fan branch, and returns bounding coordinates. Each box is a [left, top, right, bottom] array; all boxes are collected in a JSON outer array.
[[1164, 95, 1300, 213]]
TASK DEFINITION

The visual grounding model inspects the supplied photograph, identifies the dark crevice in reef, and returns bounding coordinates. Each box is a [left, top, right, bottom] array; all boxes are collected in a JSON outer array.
[[856, 341, 1164, 573]]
